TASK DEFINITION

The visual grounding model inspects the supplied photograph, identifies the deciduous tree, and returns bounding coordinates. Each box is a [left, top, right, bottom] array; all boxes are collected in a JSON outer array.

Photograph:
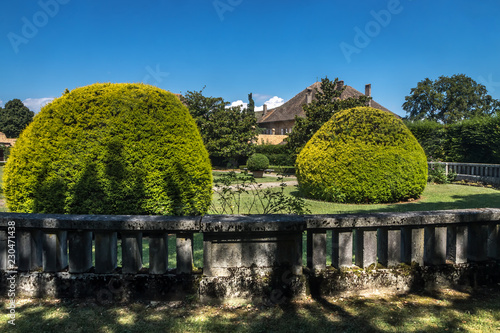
[[0, 99, 35, 138], [403, 74, 500, 124], [287, 77, 371, 156], [182, 89, 257, 167]]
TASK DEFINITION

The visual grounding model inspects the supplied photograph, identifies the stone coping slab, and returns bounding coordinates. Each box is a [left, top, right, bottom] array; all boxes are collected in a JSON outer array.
[[305, 208, 500, 229], [0, 213, 201, 232], [1, 208, 499, 232], [201, 215, 305, 232]]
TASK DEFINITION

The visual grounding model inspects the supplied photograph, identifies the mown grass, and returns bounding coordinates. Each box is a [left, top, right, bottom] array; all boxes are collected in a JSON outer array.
[[1, 288, 500, 332], [297, 183, 500, 214], [2, 166, 499, 214], [209, 182, 500, 215]]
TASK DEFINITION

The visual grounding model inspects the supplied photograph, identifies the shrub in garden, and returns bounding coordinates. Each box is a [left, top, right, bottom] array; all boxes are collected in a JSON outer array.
[[3, 83, 212, 215], [255, 144, 294, 166], [427, 160, 457, 184], [246, 153, 270, 171], [296, 106, 427, 203]]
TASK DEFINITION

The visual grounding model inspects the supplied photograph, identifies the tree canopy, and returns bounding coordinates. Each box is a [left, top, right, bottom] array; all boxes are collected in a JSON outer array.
[[0, 99, 35, 138], [403, 74, 500, 124], [286, 77, 371, 156], [182, 89, 257, 167]]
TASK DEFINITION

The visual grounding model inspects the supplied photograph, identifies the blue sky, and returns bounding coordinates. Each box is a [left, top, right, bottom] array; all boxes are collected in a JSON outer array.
[[1, 0, 499, 116]]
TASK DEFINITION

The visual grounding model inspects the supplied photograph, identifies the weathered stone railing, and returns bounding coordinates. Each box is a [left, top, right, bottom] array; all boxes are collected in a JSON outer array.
[[1, 209, 500, 301], [0, 214, 199, 275], [429, 162, 500, 184]]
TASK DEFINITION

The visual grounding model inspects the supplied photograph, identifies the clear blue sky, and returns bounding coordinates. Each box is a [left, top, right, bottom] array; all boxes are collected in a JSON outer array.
[[1, 0, 499, 116]]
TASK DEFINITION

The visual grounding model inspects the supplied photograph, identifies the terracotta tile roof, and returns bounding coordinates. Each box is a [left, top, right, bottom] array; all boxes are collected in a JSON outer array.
[[258, 82, 396, 124]]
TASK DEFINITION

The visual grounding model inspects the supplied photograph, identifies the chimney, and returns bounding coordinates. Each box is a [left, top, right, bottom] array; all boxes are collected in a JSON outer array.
[[263, 104, 267, 116], [306, 88, 313, 104], [365, 84, 372, 107], [336, 80, 344, 90]]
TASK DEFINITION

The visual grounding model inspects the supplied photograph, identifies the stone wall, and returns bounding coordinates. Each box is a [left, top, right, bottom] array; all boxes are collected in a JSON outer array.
[[1, 209, 500, 303]]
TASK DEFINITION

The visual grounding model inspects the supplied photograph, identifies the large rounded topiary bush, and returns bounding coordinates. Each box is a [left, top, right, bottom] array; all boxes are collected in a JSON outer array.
[[4, 83, 212, 215], [296, 106, 427, 203]]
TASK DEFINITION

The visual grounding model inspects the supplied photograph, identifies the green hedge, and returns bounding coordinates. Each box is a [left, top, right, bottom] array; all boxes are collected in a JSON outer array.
[[406, 116, 500, 163], [445, 117, 500, 163], [4, 83, 212, 215], [296, 107, 427, 203], [255, 144, 293, 166], [404, 120, 447, 160]]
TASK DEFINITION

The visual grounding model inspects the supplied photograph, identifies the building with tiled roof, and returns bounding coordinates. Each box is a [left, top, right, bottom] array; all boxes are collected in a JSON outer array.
[[256, 81, 396, 143]]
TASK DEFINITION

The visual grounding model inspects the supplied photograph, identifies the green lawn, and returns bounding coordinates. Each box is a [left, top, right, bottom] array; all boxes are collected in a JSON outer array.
[[210, 182, 500, 215], [2, 288, 500, 332], [2, 166, 499, 214], [296, 183, 500, 214]]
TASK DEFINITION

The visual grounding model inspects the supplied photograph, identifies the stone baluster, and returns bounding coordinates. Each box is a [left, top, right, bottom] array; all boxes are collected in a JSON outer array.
[[307, 230, 326, 270], [15, 230, 44, 272], [95, 232, 117, 273], [424, 226, 447, 265], [402, 227, 424, 265], [122, 232, 143, 274], [468, 224, 488, 261], [0, 230, 6, 271], [332, 229, 353, 268], [487, 224, 500, 260], [355, 228, 377, 268], [42, 231, 68, 272], [149, 233, 169, 274], [68, 231, 93, 273], [377, 228, 401, 267], [176, 233, 194, 274], [446, 226, 468, 264]]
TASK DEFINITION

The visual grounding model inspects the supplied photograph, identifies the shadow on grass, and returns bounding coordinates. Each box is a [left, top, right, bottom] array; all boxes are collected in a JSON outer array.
[[290, 189, 500, 214], [2, 288, 500, 332], [357, 192, 500, 214]]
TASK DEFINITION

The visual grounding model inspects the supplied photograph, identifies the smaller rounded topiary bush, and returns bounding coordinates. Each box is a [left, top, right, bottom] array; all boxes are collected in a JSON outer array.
[[296, 106, 427, 203], [247, 154, 270, 171], [4, 83, 212, 215]]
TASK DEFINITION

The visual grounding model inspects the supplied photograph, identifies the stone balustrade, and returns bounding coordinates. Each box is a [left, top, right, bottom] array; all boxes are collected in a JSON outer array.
[[429, 162, 500, 184], [1, 209, 500, 301]]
